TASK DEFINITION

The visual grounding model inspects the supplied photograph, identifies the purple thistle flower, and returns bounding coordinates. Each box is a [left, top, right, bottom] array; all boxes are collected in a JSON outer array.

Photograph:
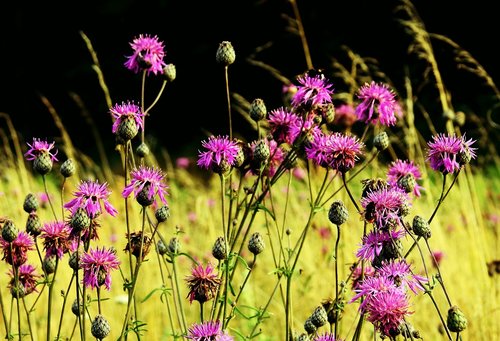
[[197, 135, 240, 174], [364, 289, 413, 336], [349, 275, 399, 312], [40, 221, 71, 259], [313, 333, 342, 341], [267, 107, 303, 145], [356, 229, 405, 262], [187, 320, 234, 340], [426, 133, 477, 174], [110, 101, 145, 133], [80, 246, 120, 290], [334, 103, 357, 127], [8, 264, 41, 296], [64, 180, 118, 218], [291, 74, 334, 109], [329, 132, 364, 173], [186, 263, 221, 304], [124, 34, 166, 75], [24, 138, 58, 162], [387, 159, 424, 197], [355, 81, 402, 126], [305, 131, 333, 168], [122, 165, 169, 206], [351, 264, 376, 290], [361, 187, 409, 228], [377, 259, 427, 294], [0, 232, 35, 266]]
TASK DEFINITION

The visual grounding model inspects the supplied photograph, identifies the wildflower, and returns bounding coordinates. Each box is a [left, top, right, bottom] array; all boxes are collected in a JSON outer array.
[[387, 159, 424, 197], [313, 333, 342, 341], [80, 246, 120, 290], [426, 133, 477, 174], [305, 131, 333, 168], [24, 138, 58, 175], [8, 264, 40, 297], [356, 229, 405, 262], [377, 260, 427, 294], [197, 135, 240, 175], [124, 231, 152, 261], [110, 101, 145, 141], [0, 231, 35, 266], [431, 250, 444, 268], [292, 74, 334, 109], [351, 264, 376, 290], [364, 288, 413, 336], [64, 180, 118, 218], [122, 166, 169, 207], [40, 221, 71, 259], [249, 98, 267, 122], [361, 187, 410, 228], [355, 81, 402, 126], [329, 132, 364, 173], [267, 107, 302, 145], [176, 157, 191, 169], [333, 103, 357, 127], [124, 34, 166, 75], [187, 320, 234, 340], [186, 263, 221, 304]]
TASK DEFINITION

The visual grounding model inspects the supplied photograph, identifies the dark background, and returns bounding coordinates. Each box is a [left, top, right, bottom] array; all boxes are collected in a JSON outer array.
[[2, 0, 499, 168]]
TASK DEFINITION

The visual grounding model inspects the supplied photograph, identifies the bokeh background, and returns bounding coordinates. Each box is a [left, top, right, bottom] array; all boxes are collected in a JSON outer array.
[[2, 0, 499, 169]]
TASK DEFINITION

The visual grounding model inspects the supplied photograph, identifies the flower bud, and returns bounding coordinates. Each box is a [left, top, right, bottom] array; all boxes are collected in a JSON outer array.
[[216, 41, 235, 66], [447, 305, 467, 332], [163, 63, 176, 82], [212, 236, 227, 260], [60, 158, 76, 178], [248, 232, 265, 255], [23, 193, 39, 213], [328, 200, 348, 225], [373, 132, 389, 151], [249, 98, 267, 122]]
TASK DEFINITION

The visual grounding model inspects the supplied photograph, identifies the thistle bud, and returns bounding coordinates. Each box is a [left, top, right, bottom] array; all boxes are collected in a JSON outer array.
[[447, 306, 467, 332], [373, 132, 389, 151], [91, 314, 111, 339], [70, 207, 91, 232], [23, 193, 39, 213], [168, 237, 180, 254], [155, 205, 170, 223], [2, 220, 18, 243], [216, 41, 235, 66], [320, 102, 335, 124], [249, 98, 267, 122], [26, 212, 42, 237], [397, 173, 416, 194], [136, 183, 154, 207], [163, 63, 176, 82], [157, 239, 168, 255], [310, 305, 328, 327], [33, 152, 53, 175], [253, 140, 270, 163], [43, 255, 57, 274], [304, 317, 317, 335], [328, 200, 348, 225], [248, 232, 265, 255], [136, 143, 150, 158], [117, 116, 138, 141], [71, 298, 84, 316], [412, 215, 431, 239], [212, 236, 227, 260], [60, 158, 76, 178]]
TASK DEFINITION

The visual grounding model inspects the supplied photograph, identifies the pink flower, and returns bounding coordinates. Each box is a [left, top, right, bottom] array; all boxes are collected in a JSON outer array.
[[80, 246, 120, 290], [267, 107, 302, 145], [431, 250, 444, 268], [364, 289, 413, 336], [186, 263, 221, 304], [361, 187, 409, 228], [355, 81, 402, 126], [124, 34, 166, 75], [8, 264, 41, 296], [356, 229, 405, 262], [292, 74, 334, 109], [40, 221, 71, 259], [387, 159, 424, 197], [377, 259, 427, 294], [110, 101, 145, 134], [176, 157, 191, 169], [64, 180, 118, 218], [328, 132, 364, 173], [0, 232, 35, 266], [197, 135, 240, 174], [24, 138, 58, 162], [334, 103, 357, 126], [187, 320, 233, 340], [122, 165, 169, 206], [426, 133, 476, 174]]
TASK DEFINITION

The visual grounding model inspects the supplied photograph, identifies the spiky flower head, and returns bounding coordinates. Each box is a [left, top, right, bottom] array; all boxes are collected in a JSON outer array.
[[186, 263, 221, 304], [155, 205, 170, 223], [23, 193, 39, 213], [197, 135, 240, 175], [64, 180, 118, 219], [361, 187, 410, 228], [8, 264, 40, 298], [377, 259, 428, 294], [292, 74, 334, 110], [168, 237, 180, 254], [356, 229, 405, 262], [355, 81, 402, 126], [43, 254, 57, 274], [304, 317, 317, 335], [351, 263, 376, 290], [249, 98, 267, 122], [328, 200, 348, 225], [110, 101, 145, 141], [24, 138, 58, 175], [136, 142, 150, 157], [312, 333, 342, 341], [124, 34, 166, 75], [122, 165, 169, 207], [447, 305, 467, 332], [40, 221, 71, 259], [329, 133, 364, 173], [60, 158, 76, 178], [216, 41, 236, 66], [187, 320, 234, 340], [91, 314, 111, 339], [80, 246, 120, 290], [124, 231, 152, 261], [0, 231, 34, 266], [387, 159, 424, 197], [426, 133, 477, 174], [267, 107, 302, 145], [334, 103, 357, 127]]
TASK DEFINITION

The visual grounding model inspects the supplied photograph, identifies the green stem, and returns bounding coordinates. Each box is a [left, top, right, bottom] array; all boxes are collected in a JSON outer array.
[[0, 278, 9, 339], [56, 272, 75, 341], [12, 265, 21, 341], [171, 256, 188, 335], [46, 258, 59, 341], [20, 296, 34, 341], [224, 65, 232, 139], [140, 70, 147, 145], [42, 174, 58, 220], [334, 224, 341, 339], [342, 172, 360, 213], [144, 80, 167, 114], [248, 276, 282, 338]]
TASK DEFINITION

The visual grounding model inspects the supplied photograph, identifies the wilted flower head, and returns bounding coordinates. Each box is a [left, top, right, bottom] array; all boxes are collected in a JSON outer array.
[[124, 34, 166, 75], [124, 231, 153, 261], [25, 138, 58, 162], [186, 263, 221, 304], [387, 159, 424, 197], [40, 221, 71, 259], [64, 180, 118, 218], [110, 101, 145, 134], [197, 135, 240, 174], [292, 74, 334, 109], [267, 107, 302, 145], [8, 264, 41, 297], [426, 133, 477, 174], [377, 259, 428, 294], [80, 246, 120, 290], [355, 81, 402, 126], [187, 320, 234, 340], [361, 187, 410, 228], [0, 231, 35, 266], [122, 166, 169, 207]]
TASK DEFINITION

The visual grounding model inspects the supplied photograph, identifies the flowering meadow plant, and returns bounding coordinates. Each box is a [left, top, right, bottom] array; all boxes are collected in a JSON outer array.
[[0, 3, 496, 340]]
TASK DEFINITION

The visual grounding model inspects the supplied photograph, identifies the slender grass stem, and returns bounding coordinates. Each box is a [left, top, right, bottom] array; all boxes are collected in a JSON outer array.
[[42, 175, 58, 220]]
